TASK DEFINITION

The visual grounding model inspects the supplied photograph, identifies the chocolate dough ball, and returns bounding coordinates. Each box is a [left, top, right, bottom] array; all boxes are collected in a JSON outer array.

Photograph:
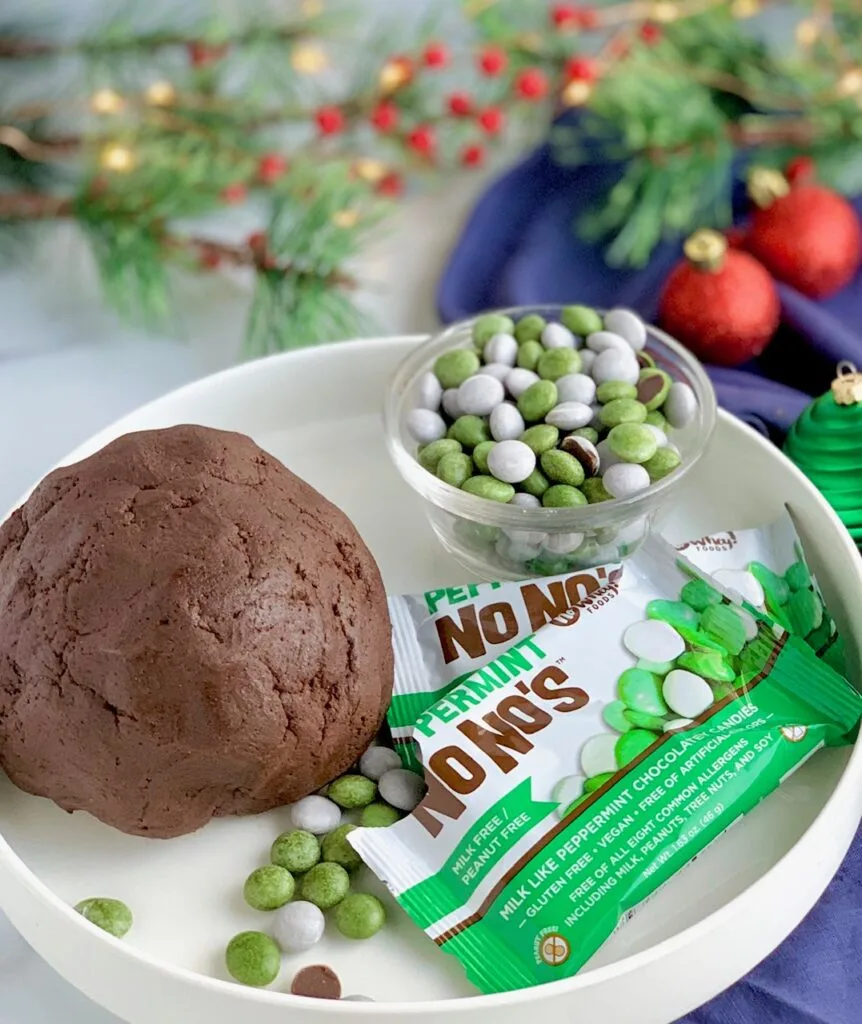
[[0, 425, 393, 838]]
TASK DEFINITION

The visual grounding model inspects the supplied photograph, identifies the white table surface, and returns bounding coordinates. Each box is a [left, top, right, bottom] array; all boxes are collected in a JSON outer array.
[[0, 176, 488, 1022]]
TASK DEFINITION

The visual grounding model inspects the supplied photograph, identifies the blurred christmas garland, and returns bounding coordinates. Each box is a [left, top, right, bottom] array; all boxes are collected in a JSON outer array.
[[1, 0, 861, 352]]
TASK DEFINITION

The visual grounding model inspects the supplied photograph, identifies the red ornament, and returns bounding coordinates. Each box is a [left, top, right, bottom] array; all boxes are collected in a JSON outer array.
[[478, 106, 504, 135], [316, 106, 345, 135], [745, 168, 862, 298], [220, 182, 247, 205], [515, 68, 549, 101], [257, 153, 287, 184], [478, 46, 508, 76], [638, 23, 662, 45], [371, 101, 399, 133], [461, 143, 485, 168], [785, 155, 815, 185], [198, 244, 222, 270], [565, 56, 599, 82], [448, 91, 473, 117], [658, 229, 780, 367], [408, 124, 436, 158], [423, 42, 449, 68], [187, 41, 228, 67], [551, 4, 579, 29], [377, 172, 404, 198], [247, 231, 267, 252]]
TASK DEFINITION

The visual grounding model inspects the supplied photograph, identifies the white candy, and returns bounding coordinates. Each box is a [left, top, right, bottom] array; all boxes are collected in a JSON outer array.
[[734, 606, 760, 640], [441, 388, 463, 419], [663, 669, 714, 719], [644, 424, 668, 448], [713, 569, 765, 609], [579, 349, 596, 375], [379, 767, 427, 811], [591, 348, 640, 386], [359, 745, 402, 781], [482, 362, 513, 383], [406, 408, 446, 444], [664, 381, 697, 428], [586, 330, 631, 354], [664, 718, 694, 733], [497, 533, 544, 563], [615, 514, 649, 546], [623, 620, 686, 662], [555, 373, 596, 405], [604, 308, 647, 351], [552, 774, 585, 818], [291, 794, 341, 834], [510, 492, 541, 509], [483, 332, 518, 366], [595, 438, 621, 472], [581, 734, 619, 777], [273, 900, 326, 953], [503, 527, 547, 547], [490, 402, 525, 441], [545, 401, 593, 431], [589, 403, 604, 429], [543, 532, 585, 555], [416, 371, 443, 411], [540, 322, 576, 349], [603, 462, 650, 498], [457, 373, 506, 416], [505, 367, 540, 398], [487, 439, 536, 483]]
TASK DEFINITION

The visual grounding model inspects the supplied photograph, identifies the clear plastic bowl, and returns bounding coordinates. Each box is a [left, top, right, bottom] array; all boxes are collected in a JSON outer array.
[[383, 306, 717, 580]]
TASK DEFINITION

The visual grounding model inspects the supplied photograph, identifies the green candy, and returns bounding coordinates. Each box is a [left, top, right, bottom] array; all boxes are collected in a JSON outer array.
[[645, 410, 668, 430], [562, 794, 590, 815], [360, 802, 402, 828], [596, 381, 637, 403], [616, 729, 657, 768], [537, 347, 582, 381], [334, 892, 386, 940], [561, 304, 603, 336], [321, 823, 363, 871], [418, 438, 462, 472], [299, 862, 350, 909], [514, 314, 547, 344], [681, 578, 722, 612], [517, 340, 544, 370], [271, 830, 320, 874], [527, 556, 572, 575], [520, 467, 550, 496], [436, 451, 473, 487], [675, 622, 728, 654], [448, 414, 491, 449], [521, 424, 560, 454], [74, 898, 132, 939], [243, 865, 295, 911], [472, 313, 515, 348], [637, 368, 672, 411], [472, 439, 496, 474], [581, 477, 612, 503], [518, 379, 558, 422], [786, 587, 823, 636], [637, 658, 674, 676], [748, 561, 791, 607], [700, 604, 747, 655], [600, 398, 647, 428], [644, 447, 682, 481], [225, 931, 281, 988], [638, 351, 656, 369], [677, 650, 736, 683], [542, 484, 587, 508], [328, 774, 377, 809], [540, 449, 586, 487], [646, 599, 699, 631], [623, 708, 667, 731], [603, 700, 633, 733], [785, 560, 812, 592], [570, 426, 599, 444], [433, 348, 480, 388], [583, 772, 615, 794], [608, 423, 658, 463], [462, 475, 516, 502], [454, 519, 499, 547], [617, 667, 668, 716]]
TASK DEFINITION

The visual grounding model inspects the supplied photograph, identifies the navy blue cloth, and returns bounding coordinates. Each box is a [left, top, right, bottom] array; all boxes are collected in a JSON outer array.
[[436, 142, 862, 1021]]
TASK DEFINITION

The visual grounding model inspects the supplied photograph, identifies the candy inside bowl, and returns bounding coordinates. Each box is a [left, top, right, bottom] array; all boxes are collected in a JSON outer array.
[[383, 305, 717, 580]]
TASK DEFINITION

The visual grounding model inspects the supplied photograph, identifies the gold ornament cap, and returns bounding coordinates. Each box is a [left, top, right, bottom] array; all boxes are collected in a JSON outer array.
[[748, 167, 790, 209], [683, 229, 727, 273], [831, 361, 862, 405]]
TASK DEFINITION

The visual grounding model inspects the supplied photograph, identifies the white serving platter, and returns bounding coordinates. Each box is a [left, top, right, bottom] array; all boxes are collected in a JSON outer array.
[[1, 336, 861, 1024]]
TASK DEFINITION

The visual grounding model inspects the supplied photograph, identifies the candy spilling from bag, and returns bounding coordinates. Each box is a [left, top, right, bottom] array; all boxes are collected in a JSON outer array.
[[350, 510, 858, 995]]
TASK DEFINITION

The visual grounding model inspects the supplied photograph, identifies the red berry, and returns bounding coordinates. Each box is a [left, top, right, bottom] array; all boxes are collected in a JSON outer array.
[[316, 106, 345, 135], [247, 231, 267, 251], [198, 245, 221, 269], [220, 182, 247, 204], [551, 4, 579, 28], [257, 153, 287, 184], [575, 6, 599, 28], [187, 41, 227, 67], [377, 172, 404, 198], [408, 124, 436, 158], [786, 156, 815, 185], [565, 56, 599, 82], [371, 101, 399, 133], [515, 68, 549, 101], [478, 46, 507, 76], [448, 91, 473, 117], [423, 41, 449, 68], [478, 107, 504, 135], [461, 144, 485, 168], [638, 23, 662, 44]]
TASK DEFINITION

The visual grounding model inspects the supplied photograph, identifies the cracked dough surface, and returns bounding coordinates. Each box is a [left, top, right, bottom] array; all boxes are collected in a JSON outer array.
[[0, 425, 393, 838]]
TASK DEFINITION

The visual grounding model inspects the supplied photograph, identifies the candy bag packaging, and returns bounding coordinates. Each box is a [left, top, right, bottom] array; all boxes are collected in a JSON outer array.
[[354, 535, 861, 995]]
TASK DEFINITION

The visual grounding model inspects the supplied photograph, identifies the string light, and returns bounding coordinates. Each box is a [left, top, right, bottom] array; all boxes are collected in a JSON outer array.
[[562, 80, 593, 107], [144, 81, 177, 107], [90, 89, 125, 115], [836, 68, 862, 98], [100, 144, 135, 172], [378, 57, 412, 94], [651, 3, 680, 24], [332, 209, 359, 228], [730, 0, 760, 18], [354, 158, 388, 183], [290, 44, 328, 74]]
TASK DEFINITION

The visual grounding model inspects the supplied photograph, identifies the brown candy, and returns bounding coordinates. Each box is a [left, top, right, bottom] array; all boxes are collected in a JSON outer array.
[[291, 964, 342, 1000], [560, 435, 600, 477]]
